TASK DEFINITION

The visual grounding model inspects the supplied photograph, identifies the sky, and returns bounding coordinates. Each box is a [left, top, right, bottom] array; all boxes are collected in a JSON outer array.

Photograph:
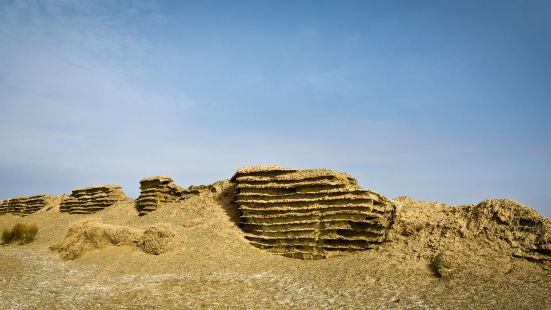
[[1, 0, 550, 216]]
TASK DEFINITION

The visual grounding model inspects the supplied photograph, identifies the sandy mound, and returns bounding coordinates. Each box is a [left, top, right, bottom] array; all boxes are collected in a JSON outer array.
[[389, 197, 551, 273], [139, 224, 179, 255], [51, 219, 181, 259]]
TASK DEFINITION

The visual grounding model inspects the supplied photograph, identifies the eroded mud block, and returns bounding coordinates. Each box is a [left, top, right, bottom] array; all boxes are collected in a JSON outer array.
[[231, 165, 396, 260], [0, 199, 7, 215], [136, 176, 210, 216], [0, 195, 50, 216], [60, 185, 127, 214], [469, 199, 551, 266]]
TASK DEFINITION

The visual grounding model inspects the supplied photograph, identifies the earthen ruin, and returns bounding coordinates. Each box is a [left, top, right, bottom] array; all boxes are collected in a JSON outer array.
[[60, 185, 127, 214], [1, 166, 549, 267], [136, 176, 210, 216], [469, 199, 551, 265], [231, 165, 396, 259], [0, 195, 50, 216]]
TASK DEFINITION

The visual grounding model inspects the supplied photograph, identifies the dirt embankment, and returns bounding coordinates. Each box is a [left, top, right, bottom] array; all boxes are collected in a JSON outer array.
[[388, 197, 550, 275]]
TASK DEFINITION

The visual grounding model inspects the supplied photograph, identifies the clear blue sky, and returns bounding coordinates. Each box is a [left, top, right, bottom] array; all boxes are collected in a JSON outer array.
[[1, 0, 550, 216]]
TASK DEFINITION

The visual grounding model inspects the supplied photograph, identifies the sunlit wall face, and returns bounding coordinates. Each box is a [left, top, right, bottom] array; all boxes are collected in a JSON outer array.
[[1, 0, 550, 217]]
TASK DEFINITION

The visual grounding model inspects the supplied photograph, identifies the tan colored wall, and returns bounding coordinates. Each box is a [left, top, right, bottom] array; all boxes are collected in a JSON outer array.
[[136, 176, 208, 216], [232, 165, 396, 260], [60, 185, 127, 214], [0, 195, 49, 216]]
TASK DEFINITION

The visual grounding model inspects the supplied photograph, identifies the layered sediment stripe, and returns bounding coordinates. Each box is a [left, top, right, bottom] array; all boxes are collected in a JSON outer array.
[[231, 165, 299, 180], [234, 167, 354, 180], [232, 165, 396, 260], [236, 180, 348, 189], [246, 239, 378, 251], [136, 176, 184, 216], [60, 185, 127, 214], [0, 200, 7, 215], [0, 195, 50, 216], [237, 201, 387, 213], [241, 210, 385, 221], [240, 205, 386, 216], [236, 193, 379, 203], [236, 176, 350, 186], [21, 195, 49, 214], [135, 176, 211, 216], [238, 186, 346, 195], [244, 235, 384, 246], [240, 220, 387, 233], [235, 189, 381, 200], [244, 229, 384, 239], [240, 217, 387, 228]]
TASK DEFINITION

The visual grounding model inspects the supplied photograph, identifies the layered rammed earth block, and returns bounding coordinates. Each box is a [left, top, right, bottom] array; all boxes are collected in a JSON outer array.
[[136, 176, 184, 216], [60, 185, 127, 214], [232, 165, 396, 260], [0, 195, 50, 216], [136, 176, 206, 216]]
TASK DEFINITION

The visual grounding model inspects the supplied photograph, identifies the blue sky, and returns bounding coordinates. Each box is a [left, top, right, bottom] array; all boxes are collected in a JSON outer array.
[[1, 0, 550, 216]]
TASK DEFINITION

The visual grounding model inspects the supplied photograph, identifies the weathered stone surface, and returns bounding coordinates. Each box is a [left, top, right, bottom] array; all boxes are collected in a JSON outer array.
[[136, 176, 210, 216], [469, 199, 551, 266], [231, 165, 396, 260], [0, 195, 50, 216], [60, 185, 127, 214]]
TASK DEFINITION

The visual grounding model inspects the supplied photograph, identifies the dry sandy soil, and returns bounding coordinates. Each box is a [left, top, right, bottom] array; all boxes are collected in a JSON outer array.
[[1, 180, 549, 309]]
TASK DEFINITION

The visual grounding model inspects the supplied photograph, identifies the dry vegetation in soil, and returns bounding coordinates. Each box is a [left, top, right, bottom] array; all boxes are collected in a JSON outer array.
[[2, 223, 38, 245]]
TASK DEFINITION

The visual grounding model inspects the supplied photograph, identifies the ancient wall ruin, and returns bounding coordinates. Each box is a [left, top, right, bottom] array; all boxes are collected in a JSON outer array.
[[468, 199, 551, 266], [231, 165, 396, 259], [0, 195, 49, 216], [136, 176, 183, 216], [136, 176, 208, 216], [0, 199, 7, 215], [60, 185, 127, 214]]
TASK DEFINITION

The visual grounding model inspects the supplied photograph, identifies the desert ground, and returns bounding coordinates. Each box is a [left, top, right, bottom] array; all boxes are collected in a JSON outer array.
[[0, 173, 550, 309]]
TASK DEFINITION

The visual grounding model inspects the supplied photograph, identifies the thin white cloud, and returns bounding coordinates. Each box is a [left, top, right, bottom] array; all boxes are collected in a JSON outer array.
[[0, 0, 193, 197]]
